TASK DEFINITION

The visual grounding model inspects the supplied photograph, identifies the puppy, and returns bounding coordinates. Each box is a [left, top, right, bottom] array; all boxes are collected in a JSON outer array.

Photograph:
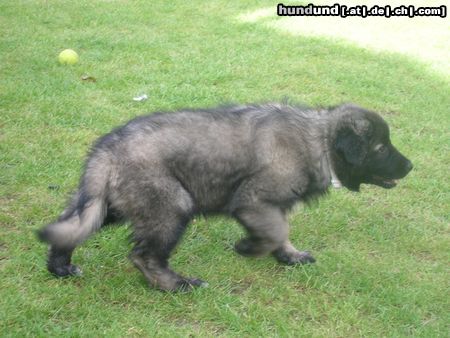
[[38, 103, 413, 291]]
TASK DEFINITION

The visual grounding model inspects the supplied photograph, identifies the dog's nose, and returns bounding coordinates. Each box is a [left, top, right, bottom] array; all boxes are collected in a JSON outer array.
[[405, 160, 413, 173]]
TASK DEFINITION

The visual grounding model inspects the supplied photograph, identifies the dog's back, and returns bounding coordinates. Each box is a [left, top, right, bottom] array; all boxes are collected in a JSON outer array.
[[92, 105, 319, 212]]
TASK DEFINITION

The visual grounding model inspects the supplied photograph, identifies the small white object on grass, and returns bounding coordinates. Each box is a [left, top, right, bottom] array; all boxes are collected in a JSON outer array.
[[133, 94, 148, 102]]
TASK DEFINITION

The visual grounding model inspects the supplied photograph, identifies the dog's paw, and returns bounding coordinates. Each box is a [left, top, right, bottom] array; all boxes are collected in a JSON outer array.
[[174, 278, 209, 292], [49, 264, 82, 277], [273, 250, 316, 265]]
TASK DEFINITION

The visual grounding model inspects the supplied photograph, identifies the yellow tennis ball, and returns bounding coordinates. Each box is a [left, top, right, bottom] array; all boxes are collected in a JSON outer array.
[[58, 49, 79, 65]]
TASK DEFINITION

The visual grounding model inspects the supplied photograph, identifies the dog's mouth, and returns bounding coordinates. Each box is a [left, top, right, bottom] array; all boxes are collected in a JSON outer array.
[[370, 175, 397, 189]]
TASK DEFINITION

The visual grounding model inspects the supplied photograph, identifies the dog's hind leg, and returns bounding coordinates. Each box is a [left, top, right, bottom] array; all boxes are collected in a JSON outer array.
[[38, 193, 107, 277], [127, 180, 205, 292], [46, 246, 81, 277]]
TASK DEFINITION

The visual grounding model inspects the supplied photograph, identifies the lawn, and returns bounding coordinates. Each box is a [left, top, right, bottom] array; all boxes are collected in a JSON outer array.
[[1, 0, 449, 336]]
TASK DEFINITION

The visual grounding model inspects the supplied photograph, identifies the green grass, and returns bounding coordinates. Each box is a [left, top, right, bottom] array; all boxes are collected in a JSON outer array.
[[1, 0, 449, 336]]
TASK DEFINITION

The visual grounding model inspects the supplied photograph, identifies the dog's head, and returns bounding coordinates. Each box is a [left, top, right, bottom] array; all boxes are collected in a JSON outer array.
[[331, 104, 413, 192]]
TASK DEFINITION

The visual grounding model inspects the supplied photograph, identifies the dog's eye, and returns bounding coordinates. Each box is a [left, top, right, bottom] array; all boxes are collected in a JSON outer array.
[[377, 145, 387, 154]]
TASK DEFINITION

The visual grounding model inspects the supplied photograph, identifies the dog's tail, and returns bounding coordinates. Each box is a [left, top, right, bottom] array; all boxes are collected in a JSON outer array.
[[37, 156, 110, 249]]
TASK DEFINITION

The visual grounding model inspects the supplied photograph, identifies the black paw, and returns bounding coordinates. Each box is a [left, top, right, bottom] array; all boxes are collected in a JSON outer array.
[[48, 264, 82, 277], [273, 250, 316, 265], [176, 278, 208, 292]]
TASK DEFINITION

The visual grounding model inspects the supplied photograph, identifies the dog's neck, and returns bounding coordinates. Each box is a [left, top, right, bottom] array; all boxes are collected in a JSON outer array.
[[322, 137, 342, 189], [327, 153, 342, 188], [293, 110, 342, 190], [323, 114, 343, 189]]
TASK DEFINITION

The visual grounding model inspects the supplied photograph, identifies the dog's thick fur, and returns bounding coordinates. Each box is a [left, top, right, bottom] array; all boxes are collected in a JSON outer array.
[[38, 103, 412, 291]]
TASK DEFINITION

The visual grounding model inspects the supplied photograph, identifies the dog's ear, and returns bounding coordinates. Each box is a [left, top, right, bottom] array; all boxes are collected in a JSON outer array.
[[335, 118, 371, 166]]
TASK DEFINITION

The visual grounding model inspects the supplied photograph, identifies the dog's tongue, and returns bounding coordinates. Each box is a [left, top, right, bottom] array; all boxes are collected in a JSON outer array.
[[381, 178, 397, 188], [373, 176, 397, 188]]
